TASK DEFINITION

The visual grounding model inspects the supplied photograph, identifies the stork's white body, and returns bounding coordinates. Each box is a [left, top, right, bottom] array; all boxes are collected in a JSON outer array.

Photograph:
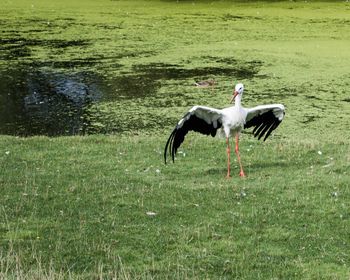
[[221, 106, 247, 136]]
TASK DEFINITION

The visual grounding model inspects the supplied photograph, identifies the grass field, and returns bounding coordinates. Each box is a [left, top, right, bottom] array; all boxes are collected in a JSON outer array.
[[1, 0, 350, 279], [1, 135, 349, 278]]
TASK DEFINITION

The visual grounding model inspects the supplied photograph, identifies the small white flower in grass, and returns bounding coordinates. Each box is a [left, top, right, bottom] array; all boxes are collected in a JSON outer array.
[[155, 169, 161, 174], [146, 211, 157, 217], [331, 192, 338, 197], [5, 151, 10, 155], [318, 151, 322, 155]]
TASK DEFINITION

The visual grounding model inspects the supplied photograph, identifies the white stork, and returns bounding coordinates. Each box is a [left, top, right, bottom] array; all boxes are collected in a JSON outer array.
[[164, 83, 285, 177]]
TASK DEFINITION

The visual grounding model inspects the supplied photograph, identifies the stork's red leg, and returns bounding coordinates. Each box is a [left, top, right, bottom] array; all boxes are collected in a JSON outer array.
[[235, 134, 246, 177], [226, 137, 231, 178]]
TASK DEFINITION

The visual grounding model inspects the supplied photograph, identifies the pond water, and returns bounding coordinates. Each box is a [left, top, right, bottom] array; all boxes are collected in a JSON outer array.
[[3, 1, 347, 139], [0, 65, 102, 136], [0, 0, 274, 137], [0, 60, 261, 136]]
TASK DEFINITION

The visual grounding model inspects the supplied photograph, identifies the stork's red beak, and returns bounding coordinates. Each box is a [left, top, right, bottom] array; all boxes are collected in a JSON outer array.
[[230, 91, 238, 103]]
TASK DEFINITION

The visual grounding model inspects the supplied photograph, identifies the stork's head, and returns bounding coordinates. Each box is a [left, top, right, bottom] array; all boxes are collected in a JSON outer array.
[[230, 83, 244, 103]]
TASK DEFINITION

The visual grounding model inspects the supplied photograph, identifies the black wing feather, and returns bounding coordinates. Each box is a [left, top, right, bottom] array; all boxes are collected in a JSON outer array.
[[164, 113, 222, 164], [245, 110, 283, 141], [263, 121, 281, 141]]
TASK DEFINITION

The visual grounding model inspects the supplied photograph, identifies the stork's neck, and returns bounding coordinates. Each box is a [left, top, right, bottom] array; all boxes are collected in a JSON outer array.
[[234, 95, 242, 107]]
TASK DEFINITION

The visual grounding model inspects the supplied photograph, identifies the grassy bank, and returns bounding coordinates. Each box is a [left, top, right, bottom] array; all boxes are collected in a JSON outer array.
[[1, 135, 349, 278]]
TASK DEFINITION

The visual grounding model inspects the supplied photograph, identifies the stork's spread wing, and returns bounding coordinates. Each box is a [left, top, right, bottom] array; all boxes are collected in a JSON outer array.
[[244, 104, 285, 141], [164, 106, 223, 163]]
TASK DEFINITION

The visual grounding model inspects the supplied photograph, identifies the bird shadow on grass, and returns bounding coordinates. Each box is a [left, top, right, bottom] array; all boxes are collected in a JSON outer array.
[[204, 167, 227, 176], [247, 160, 293, 170], [202, 160, 294, 177]]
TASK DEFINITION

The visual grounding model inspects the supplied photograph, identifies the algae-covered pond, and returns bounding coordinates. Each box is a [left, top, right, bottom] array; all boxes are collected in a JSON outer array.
[[1, 0, 349, 140]]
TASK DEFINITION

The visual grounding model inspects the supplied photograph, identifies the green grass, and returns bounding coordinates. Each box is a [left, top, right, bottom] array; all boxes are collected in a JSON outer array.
[[1, 135, 349, 278], [1, 0, 350, 279]]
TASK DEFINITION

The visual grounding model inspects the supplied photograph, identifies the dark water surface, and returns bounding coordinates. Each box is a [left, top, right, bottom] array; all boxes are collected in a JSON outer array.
[[0, 65, 103, 136], [0, 59, 261, 136]]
